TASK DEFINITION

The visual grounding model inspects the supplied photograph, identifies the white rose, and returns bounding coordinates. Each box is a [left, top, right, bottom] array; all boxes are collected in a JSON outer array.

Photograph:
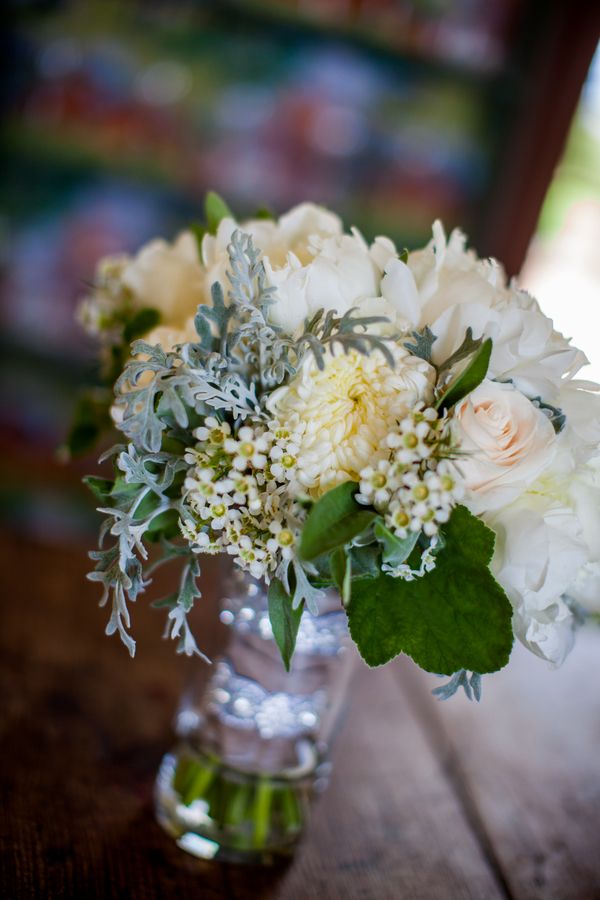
[[122, 231, 204, 326], [490, 497, 587, 666], [453, 379, 557, 513]]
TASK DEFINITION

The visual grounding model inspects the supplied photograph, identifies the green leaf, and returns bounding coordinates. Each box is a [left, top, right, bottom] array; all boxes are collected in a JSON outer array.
[[83, 476, 113, 503], [374, 519, 419, 566], [189, 222, 207, 258], [299, 481, 376, 562], [123, 307, 161, 343], [254, 206, 274, 220], [145, 508, 181, 542], [268, 578, 304, 671], [205, 191, 233, 235], [63, 388, 112, 457], [436, 337, 492, 411], [330, 547, 351, 605], [347, 505, 514, 675], [436, 327, 483, 378], [348, 543, 381, 580]]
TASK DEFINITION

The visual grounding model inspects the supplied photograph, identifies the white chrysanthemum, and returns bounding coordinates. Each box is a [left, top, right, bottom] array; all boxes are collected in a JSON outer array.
[[267, 345, 435, 496]]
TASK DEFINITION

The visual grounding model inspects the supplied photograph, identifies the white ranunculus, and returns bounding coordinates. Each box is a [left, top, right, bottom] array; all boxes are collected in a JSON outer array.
[[490, 497, 587, 666], [453, 379, 557, 513], [121, 231, 204, 326]]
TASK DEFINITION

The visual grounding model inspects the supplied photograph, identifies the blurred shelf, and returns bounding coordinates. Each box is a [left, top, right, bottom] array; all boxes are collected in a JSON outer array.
[[210, 0, 515, 81]]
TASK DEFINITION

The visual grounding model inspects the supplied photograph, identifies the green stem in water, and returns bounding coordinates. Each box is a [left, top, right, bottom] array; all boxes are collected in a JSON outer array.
[[181, 759, 215, 806], [280, 786, 302, 833], [252, 778, 273, 848]]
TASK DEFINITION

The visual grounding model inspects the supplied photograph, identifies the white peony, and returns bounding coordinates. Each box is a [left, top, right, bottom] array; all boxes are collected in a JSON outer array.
[[263, 231, 397, 334], [380, 221, 586, 403], [558, 380, 600, 459], [267, 344, 435, 496], [201, 202, 397, 335], [121, 231, 205, 327], [452, 379, 557, 513], [490, 496, 587, 666], [564, 459, 600, 613], [484, 292, 586, 404]]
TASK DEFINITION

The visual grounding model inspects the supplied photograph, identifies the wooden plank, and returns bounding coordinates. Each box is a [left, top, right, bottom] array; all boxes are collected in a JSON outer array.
[[225, 662, 506, 900], [0, 534, 507, 899], [395, 633, 600, 900]]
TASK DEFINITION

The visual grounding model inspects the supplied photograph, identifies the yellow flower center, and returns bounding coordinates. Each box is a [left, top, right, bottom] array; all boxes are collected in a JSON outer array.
[[413, 485, 429, 501], [393, 510, 410, 528]]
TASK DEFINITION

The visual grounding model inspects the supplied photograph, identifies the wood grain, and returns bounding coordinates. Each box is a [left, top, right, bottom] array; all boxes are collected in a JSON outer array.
[[1, 531, 600, 898], [396, 637, 600, 900]]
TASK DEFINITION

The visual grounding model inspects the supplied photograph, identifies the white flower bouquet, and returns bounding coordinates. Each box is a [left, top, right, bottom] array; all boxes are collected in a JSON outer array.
[[79, 193, 600, 698]]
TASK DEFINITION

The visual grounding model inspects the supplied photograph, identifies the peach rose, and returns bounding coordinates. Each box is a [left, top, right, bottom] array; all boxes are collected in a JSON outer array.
[[453, 379, 557, 513]]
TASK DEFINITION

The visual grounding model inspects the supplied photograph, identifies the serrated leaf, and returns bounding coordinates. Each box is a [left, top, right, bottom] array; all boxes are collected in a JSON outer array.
[[268, 578, 304, 671], [205, 191, 233, 235], [436, 337, 492, 411], [374, 519, 419, 566], [347, 505, 514, 675], [299, 481, 376, 562]]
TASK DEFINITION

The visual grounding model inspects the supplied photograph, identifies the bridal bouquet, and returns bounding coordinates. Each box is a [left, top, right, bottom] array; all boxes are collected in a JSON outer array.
[[79, 194, 600, 698]]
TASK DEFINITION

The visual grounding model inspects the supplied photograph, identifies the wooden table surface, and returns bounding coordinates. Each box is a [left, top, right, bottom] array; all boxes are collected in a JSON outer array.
[[2, 530, 600, 900]]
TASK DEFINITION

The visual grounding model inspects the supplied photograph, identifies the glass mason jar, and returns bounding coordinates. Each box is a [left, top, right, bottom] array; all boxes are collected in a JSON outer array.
[[154, 560, 356, 864]]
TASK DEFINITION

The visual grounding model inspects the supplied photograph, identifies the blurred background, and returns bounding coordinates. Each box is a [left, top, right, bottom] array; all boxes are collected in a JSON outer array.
[[1, 0, 599, 548]]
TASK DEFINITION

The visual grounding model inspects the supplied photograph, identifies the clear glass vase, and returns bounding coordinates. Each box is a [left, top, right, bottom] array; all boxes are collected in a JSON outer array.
[[154, 560, 355, 864]]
